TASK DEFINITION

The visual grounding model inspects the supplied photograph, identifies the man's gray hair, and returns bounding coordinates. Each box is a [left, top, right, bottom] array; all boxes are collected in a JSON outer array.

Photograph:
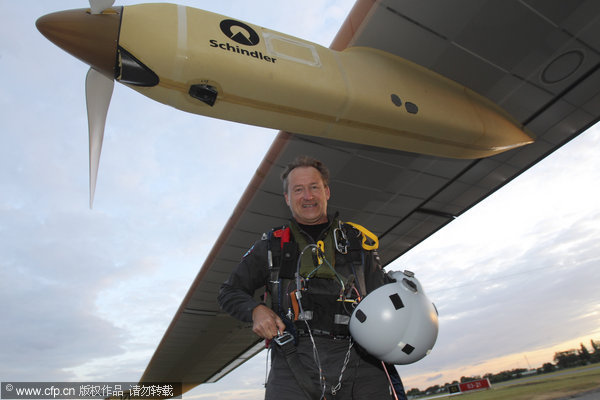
[[280, 155, 330, 193]]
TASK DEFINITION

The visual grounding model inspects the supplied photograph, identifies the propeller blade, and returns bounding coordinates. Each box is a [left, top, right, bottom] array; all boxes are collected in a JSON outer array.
[[86, 67, 114, 208], [89, 0, 115, 14]]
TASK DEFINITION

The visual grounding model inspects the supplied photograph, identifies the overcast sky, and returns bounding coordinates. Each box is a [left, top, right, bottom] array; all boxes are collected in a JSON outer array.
[[1, 1, 599, 398]]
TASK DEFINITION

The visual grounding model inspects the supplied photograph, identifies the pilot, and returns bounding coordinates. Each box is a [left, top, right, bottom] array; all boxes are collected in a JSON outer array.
[[218, 155, 406, 400]]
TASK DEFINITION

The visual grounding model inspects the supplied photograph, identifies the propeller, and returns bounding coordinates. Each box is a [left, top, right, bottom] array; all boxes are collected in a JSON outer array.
[[85, 68, 114, 208], [36, 0, 120, 207], [90, 0, 115, 15], [85, 0, 116, 207]]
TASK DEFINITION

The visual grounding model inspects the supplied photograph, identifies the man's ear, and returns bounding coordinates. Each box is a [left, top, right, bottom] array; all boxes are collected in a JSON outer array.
[[284, 191, 290, 206], [325, 185, 330, 200]]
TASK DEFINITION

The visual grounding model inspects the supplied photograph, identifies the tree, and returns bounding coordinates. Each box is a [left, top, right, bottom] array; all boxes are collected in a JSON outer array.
[[579, 343, 591, 364], [427, 385, 441, 394], [542, 362, 555, 373], [554, 349, 580, 369], [460, 376, 481, 383], [591, 340, 600, 363]]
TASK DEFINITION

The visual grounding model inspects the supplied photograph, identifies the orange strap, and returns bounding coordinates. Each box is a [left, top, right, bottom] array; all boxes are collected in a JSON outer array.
[[290, 290, 300, 321]]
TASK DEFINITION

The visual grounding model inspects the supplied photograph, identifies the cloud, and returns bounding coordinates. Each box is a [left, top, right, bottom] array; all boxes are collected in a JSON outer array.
[[0, 217, 127, 380], [426, 373, 443, 382], [392, 138, 600, 388]]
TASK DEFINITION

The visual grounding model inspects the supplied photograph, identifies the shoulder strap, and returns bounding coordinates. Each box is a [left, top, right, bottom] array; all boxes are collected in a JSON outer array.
[[265, 225, 296, 313], [337, 220, 381, 298], [344, 221, 379, 250]]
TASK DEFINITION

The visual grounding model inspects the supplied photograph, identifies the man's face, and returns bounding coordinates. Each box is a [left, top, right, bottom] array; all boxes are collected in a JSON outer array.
[[284, 166, 330, 225]]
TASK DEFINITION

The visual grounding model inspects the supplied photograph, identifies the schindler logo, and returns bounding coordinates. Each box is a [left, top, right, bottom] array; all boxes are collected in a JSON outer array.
[[210, 19, 277, 64], [219, 19, 259, 46]]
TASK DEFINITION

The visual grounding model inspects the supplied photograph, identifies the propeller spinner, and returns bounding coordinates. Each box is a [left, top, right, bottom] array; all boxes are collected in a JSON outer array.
[[36, 0, 118, 207]]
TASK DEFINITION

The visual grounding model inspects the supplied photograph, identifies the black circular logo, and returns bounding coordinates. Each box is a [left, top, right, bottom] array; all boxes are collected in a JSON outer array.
[[220, 19, 260, 46]]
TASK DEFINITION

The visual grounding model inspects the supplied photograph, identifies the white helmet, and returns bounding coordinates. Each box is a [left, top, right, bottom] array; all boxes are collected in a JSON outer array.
[[349, 270, 438, 364]]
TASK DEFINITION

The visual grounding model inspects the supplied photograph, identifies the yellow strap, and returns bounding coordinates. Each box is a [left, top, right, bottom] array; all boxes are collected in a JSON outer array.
[[316, 240, 325, 265], [345, 222, 379, 250]]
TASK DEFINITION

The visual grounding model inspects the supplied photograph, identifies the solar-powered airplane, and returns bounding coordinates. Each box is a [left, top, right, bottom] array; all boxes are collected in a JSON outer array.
[[37, 0, 600, 397]]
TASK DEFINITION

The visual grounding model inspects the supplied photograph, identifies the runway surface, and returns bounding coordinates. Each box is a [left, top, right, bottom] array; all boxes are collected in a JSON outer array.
[[558, 388, 600, 400]]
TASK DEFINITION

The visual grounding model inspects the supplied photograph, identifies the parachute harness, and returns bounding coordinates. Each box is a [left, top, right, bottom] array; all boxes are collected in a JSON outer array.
[[295, 242, 355, 398], [268, 220, 380, 398]]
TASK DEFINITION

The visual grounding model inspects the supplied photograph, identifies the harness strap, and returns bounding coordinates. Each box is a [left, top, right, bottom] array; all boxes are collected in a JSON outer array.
[[268, 226, 292, 314], [267, 230, 281, 314], [340, 222, 368, 298], [273, 334, 322, 400], [344, 222, 379, 250]]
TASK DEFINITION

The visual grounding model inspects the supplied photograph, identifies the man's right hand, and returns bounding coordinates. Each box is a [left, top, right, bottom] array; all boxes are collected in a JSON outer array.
[[252, 304, 286, 339]]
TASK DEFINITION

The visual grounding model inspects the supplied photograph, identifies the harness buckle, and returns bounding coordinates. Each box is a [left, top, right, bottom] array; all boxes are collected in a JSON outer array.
[[273, 331, 295, 347]]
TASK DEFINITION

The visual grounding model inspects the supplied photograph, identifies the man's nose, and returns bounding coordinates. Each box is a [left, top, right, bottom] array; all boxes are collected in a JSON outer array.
[[302, 189, 313, 199]]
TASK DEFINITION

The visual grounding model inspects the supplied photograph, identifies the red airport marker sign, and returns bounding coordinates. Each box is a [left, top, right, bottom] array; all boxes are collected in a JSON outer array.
[[449, 378, 491, 394]]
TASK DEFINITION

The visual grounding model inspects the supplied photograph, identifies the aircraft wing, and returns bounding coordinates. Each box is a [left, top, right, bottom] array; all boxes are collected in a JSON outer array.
[[139, 0, 600, 394]]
